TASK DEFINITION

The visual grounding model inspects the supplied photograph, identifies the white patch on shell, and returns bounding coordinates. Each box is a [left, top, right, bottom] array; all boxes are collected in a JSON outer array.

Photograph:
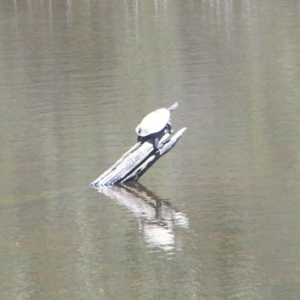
[[135, 108, 170, 137]]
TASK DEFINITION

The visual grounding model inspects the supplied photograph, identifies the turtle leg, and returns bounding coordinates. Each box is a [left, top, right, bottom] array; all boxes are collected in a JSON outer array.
[[154, 136, 164, 150], [167, 121, 174, 134], [137, 136, 143, 144]]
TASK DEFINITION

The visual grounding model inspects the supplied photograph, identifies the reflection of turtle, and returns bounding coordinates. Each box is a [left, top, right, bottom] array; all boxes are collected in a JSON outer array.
[[135, 102, 178, 149]]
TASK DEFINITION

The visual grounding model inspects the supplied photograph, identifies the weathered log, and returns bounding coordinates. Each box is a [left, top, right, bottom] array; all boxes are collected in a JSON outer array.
[[90, 127, 186, 187], [122, 127, 187, 182]]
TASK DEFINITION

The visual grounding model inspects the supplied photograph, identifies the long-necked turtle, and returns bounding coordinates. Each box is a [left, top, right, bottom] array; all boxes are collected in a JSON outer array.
[[135, 102, 178, 149]]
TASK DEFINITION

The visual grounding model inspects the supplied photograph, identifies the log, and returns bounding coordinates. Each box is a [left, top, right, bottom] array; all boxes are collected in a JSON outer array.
[[90, 127, 186, 187]]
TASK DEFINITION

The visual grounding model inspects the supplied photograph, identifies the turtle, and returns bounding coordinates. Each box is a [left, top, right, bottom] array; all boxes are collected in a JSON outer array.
[[135, 102, 178, 149]]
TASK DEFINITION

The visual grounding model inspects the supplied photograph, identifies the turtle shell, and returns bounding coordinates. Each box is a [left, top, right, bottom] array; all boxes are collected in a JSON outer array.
[[136, 108, 170, 137]]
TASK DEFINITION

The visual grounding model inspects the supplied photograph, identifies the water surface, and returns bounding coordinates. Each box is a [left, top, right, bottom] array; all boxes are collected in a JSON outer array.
[[1, 1, 300, 299]]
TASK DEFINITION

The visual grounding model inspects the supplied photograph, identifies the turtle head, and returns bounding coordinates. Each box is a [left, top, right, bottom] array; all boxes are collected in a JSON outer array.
[[168, 102, 178, 111]]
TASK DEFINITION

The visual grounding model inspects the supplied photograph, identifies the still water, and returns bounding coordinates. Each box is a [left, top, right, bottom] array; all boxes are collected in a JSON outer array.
[[1, 0, 300, 299]]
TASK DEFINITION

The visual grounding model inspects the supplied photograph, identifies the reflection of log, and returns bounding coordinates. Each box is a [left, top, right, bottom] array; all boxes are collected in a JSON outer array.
[[90, 127, 186, 187], [97, 183, 189, 251]]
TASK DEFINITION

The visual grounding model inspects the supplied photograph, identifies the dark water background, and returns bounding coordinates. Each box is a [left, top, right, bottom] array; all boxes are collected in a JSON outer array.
[[1, 1, 300, 299]]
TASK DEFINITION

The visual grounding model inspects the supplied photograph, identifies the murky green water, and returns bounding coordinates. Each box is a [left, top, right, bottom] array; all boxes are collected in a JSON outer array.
[[1, 1, 300, 299]]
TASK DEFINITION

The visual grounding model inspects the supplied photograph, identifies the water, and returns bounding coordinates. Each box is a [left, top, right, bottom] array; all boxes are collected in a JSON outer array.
[[1, 0, 300, 299]]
